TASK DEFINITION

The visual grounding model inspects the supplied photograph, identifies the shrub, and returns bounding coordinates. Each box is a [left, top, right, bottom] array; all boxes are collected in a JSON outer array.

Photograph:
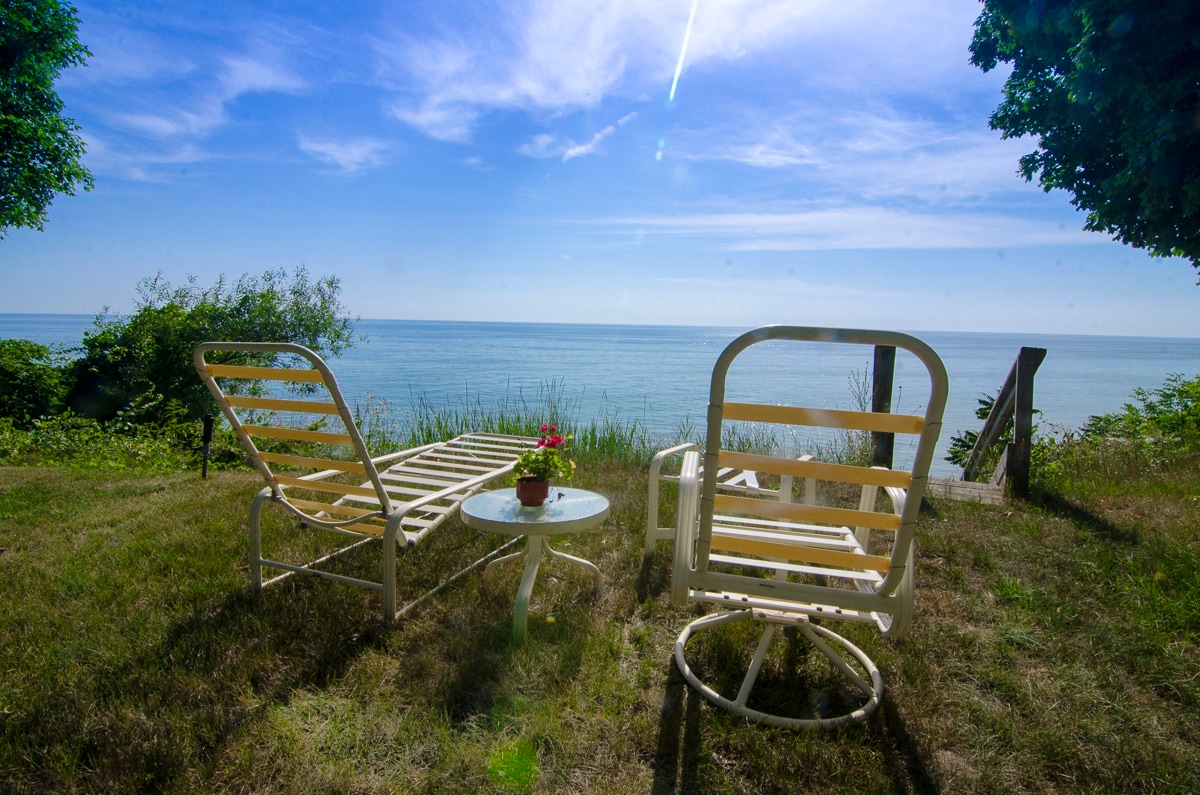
[[0, 338, 68, 426], [67, 268, 356, 423]]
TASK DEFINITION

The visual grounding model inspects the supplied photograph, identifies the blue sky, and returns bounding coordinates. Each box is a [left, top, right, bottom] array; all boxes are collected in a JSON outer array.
[[2, 0, 1197, 336]]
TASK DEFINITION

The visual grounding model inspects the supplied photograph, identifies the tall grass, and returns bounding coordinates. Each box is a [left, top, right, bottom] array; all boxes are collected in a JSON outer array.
[[355, 380, 663, 466]]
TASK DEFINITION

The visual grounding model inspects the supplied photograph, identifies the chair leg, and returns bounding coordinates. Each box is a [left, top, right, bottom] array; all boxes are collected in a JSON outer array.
[[248, 487, 272, 591], [674, 610, 883, 729]]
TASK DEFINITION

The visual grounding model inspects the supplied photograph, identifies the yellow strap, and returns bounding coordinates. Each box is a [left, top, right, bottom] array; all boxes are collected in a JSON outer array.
[[286, 498, 382, 520], [244, 425, 354, 446], [260, 452, 366, 473], [711, 532, 892, 573], [717, 451, 911, 489], [714, 494, 901, 532], [206, 364, 325, 383], [722, 402, 924, 434], [226, 395, 340, 414], [275, 476, 379, 500]]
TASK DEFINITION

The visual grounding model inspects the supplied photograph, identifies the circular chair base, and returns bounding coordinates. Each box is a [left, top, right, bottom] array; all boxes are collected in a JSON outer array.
[[674, 609, 883, 729]]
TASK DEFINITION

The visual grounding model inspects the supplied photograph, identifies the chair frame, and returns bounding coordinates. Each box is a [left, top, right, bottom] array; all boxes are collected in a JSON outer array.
[[195, 341, 537, 620], [669, 325, 948, 729]]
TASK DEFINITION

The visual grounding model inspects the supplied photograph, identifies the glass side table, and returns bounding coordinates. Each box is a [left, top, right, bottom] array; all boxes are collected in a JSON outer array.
[[461, 487, 609, 642]]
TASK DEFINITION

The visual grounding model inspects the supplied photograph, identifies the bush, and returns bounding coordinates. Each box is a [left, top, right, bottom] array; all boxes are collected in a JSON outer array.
[[67, 268, 356, 423], [1082, 373, 1200, 449], [0, 338, 68, 426]]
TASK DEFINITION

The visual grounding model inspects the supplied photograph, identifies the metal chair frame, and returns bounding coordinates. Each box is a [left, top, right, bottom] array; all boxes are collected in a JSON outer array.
[[668, 326, 948, 728], [195, 341, 537, 620]]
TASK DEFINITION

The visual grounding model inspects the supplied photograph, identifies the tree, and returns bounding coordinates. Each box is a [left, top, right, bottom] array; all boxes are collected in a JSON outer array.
[[68, 269, 357, 422], [0, 338, 67, 425], [0, 0, 93, 238], [970, 0, 1200, 268]]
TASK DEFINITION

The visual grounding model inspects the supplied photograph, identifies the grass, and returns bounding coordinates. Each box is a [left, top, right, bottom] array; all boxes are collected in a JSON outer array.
[[1, 436, 1199, 793]]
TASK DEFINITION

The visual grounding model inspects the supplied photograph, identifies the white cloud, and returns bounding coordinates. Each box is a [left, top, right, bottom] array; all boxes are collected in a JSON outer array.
[[219, 56, 306, 96], [518, 133, 562, 159], [297, 136, 389, 173], [377, 0, 984, 142], [81, 133, 209, 181], [376, 0, 823, 140], [561, 112, 637, 161], [607, 205, 1102, 250], [110, 97, 227, 139]]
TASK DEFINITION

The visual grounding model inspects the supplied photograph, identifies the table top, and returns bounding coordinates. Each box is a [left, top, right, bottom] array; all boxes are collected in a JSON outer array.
[[461, 487, 610, 536]]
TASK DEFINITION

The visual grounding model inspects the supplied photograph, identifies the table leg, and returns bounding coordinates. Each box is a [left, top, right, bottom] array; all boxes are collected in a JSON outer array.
[[543, 542, 602, 591], [483, 541, 528, 577], [513, 535, 545, 643]]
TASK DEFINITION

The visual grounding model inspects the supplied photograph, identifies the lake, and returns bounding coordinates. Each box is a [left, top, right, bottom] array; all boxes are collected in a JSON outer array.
[[4, 313, 1199, 478]]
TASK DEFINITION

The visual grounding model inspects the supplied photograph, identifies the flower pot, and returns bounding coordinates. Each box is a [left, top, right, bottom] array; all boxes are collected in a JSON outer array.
[[515, 477, 551, 507]]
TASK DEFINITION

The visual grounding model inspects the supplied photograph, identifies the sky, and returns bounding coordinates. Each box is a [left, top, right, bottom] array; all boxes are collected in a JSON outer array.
[[2, 0, 1198, 337]]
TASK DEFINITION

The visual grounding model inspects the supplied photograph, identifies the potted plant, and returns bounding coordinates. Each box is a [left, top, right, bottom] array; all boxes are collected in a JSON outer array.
[[513, 424, 575, 506]]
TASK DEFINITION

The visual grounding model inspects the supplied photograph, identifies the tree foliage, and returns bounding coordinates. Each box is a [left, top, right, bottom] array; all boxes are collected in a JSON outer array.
[[0, 0, 93, 237], [1082, 373, 1200, 447], [0, 338, 67, 426], [970, 0, 1200, 268], [68, 268, 356, 422]]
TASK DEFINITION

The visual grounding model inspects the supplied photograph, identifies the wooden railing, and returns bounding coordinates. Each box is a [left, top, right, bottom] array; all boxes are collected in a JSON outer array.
[[961, 347, 1047, 497]]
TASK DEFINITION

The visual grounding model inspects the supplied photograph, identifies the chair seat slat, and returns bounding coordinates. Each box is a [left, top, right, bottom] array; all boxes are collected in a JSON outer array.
[[717, 451, 911, 489], [225, 395, 341, 414], [708, 553, 885, 584], [723, 402, 924, 434], [288, 498, 382, 519], [260, 452, 367, 473], [245, 425, 354, 446], [206, 363, 325, 383], [275, 476, 379, 500], [714, 494, 901, 532], [710, 532, 891, 573]]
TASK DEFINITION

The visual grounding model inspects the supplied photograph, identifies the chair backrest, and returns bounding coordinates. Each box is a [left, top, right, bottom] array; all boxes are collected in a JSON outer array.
[[685, 326, 948, 629], [194, 341, 396, 533]]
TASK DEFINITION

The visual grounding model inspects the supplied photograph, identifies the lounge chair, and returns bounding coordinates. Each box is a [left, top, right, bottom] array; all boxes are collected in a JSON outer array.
[[194, 342, 537, 620], [665, 326, 948, 728]]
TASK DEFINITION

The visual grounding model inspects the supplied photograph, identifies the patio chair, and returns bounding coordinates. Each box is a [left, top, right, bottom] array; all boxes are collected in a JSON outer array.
[[668, 326, 948, 728], [194, 342, 537, 620], [646, 444, 814, 557]]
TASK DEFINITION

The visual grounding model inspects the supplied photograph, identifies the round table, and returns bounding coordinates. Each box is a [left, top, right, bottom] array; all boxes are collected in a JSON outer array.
[[461, 487, 609, 642]]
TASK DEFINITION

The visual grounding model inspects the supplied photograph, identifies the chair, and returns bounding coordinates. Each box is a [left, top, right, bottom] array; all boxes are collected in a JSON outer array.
[[667, 326, 948, 728], [194, 342, 537, 620], [646, 445, 813, 557]]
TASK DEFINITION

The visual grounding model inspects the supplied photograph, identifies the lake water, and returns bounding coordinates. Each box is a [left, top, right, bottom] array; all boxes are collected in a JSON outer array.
[[4, 313, 1199, 478]]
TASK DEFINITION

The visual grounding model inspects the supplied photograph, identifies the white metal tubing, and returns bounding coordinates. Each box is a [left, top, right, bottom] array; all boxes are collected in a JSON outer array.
[[513, 535, 545, 643], [646, 442, 699, 555], [735, 622, 777, 708], [671, 450, 701, 606], [249, 486, 271, 590], [675, 610, 883, 729]]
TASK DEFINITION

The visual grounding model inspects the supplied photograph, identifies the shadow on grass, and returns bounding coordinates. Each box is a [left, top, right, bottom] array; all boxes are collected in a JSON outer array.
[[637, 551, 671, 603], [6, 575, 386, 795], [1028, 488, 1140, 545], [651, 659, 704, 795], [869, 692, 939, 795], [650, 635, 940, 795]]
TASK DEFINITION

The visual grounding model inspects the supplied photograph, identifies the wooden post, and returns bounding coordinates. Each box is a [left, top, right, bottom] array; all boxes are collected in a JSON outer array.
[[871, 345, 896, 468], [1007, 347, 1046, 498]]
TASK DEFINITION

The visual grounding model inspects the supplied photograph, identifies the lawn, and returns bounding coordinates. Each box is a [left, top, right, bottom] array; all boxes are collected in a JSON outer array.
[[1, 451, 1198, 793]]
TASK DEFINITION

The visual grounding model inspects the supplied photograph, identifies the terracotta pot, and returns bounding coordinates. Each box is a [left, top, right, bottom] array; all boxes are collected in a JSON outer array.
[[515, 477, 551, 507]]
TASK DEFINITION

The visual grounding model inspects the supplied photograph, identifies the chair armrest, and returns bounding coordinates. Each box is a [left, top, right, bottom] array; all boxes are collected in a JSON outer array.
[[646, 443, 700, 555]]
